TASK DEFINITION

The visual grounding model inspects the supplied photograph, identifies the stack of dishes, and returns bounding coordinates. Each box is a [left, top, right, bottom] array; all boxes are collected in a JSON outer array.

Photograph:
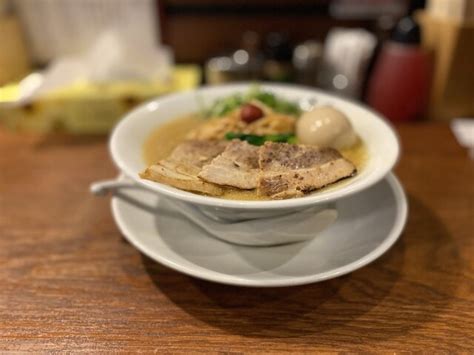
[[92, 84, 407, 287]]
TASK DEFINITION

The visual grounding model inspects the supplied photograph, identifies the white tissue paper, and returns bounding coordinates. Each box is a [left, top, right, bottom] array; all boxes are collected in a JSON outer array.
[[451, 118, 474, 159], [18, 31, 173, 103]]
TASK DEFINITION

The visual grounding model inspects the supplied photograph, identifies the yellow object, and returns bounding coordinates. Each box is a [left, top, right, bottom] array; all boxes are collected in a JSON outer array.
[[426, 0, 474, 23], [0, 65, 201, 133], [418, 11, 474, 121], [0, 14, 31, 85]]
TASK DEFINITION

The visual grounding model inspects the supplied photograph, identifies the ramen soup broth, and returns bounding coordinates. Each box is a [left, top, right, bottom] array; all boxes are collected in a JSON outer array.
[[143, 114, 368, 200]]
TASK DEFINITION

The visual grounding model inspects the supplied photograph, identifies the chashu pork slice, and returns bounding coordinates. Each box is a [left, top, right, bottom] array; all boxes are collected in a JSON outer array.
[[140, 140, 227, 196], [199, 140, 260, 189], [258, 142, 356, 199]]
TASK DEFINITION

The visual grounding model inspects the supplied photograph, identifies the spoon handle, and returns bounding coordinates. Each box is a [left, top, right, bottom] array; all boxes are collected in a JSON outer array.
[[90, 179, 138, 196]]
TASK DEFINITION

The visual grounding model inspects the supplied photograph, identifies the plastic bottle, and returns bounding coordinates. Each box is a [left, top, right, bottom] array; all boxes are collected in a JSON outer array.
[[366, 16, 432, 122]]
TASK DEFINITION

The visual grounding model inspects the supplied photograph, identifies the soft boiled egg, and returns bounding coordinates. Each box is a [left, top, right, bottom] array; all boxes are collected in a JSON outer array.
[[296, 106, 358, 149]]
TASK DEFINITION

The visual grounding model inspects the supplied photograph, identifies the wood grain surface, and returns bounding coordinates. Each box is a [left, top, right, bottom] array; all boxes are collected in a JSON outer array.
[[0, 123, 473, 352]]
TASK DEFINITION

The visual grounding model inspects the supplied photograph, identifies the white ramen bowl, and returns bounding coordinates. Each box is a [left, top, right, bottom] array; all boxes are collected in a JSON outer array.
[[109, 83, 400, 222]]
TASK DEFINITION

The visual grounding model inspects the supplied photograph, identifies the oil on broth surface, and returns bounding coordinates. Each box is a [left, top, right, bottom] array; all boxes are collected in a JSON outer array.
[[143, 114, 367, 200], [143, 115, 203, 164]]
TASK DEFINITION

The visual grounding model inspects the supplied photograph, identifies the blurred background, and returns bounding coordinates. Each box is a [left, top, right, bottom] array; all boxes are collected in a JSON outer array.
[[0, 0, 473, 134]]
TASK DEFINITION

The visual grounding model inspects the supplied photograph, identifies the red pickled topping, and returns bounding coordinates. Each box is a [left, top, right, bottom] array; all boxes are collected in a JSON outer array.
[[240, 104, 264, 123]]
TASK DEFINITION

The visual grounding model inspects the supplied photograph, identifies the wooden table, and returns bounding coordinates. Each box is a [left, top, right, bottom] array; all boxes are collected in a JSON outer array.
[[1, 123, 473, 352]]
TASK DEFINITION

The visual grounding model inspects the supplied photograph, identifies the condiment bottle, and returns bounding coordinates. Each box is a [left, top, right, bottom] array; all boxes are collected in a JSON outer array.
[[366, 16, 432, 122], [205, 32, 263, 84], [293, 40, 323, 87], [262, 32, 294, 82]]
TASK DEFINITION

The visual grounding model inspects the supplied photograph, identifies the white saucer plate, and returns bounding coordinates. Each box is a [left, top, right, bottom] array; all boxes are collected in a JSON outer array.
[[111, 173, 408, 287]]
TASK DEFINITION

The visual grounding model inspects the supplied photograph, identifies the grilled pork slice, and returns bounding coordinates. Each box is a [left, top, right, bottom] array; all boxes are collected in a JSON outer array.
[[199, 140, 260, 189], [258, 142, 356, 199], [140, 140, 227, 196]]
